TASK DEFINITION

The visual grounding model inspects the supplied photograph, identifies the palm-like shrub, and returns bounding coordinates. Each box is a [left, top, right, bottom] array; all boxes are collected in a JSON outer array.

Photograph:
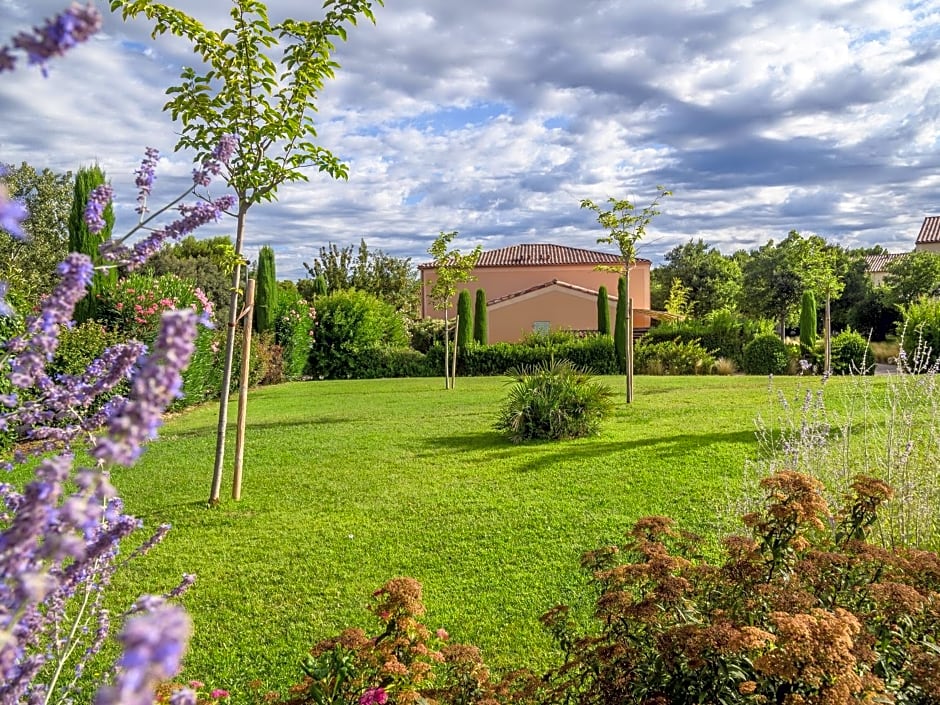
[[495, 359, 613, 443]]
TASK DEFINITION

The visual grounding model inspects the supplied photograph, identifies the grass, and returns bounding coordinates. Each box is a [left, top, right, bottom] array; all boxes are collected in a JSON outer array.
[[106, 374, 854, 696]]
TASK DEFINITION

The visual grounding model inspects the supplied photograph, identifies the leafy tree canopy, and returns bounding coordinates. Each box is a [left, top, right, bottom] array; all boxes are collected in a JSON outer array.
[[651, 239, 742, 316], [884, 251, 940, 306]]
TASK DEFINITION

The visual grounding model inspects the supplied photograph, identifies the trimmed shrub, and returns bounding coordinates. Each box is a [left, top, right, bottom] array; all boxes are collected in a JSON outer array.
[[830, 328, 874, 374], [614, 276, 627, 373], [495, 359, 614, 442], [597, 285, 610, 335], [254, 245, 278, 334], [456, 289, 473, 350], [473, 288, 488, 345], [799, 290, 817, 351], [743, 333, 789, 375], [641, 309, 767, 368], [634, 338, 716, 375], [308, 289, 409, 379]]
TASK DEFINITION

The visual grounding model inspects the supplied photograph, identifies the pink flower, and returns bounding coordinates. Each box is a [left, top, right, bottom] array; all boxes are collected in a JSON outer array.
[[188, 681, 204, 689], [359, 687, 388, 705], [115, 302, 124, 311], [210, 689, 230, 699], [436, 628, 449, 641]]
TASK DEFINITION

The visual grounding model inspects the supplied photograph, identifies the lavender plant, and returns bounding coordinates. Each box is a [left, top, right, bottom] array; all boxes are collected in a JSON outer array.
[[0, 6, 238, 703], [738, 328, 940, 551]]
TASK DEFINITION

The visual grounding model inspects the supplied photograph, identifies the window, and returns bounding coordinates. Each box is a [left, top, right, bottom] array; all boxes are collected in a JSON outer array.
[[533, 321, 550, 333]]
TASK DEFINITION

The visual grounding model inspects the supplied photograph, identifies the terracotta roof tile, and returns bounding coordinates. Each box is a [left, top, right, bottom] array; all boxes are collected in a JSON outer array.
[[865, 253, 908, 272], [419, 243, 649, 269], [916, 216, 940, 244]]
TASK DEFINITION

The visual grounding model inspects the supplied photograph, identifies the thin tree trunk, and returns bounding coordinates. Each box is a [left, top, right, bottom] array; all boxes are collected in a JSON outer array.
[[233, 278, 255, 501], [210, 204, 247, 504], [625, 269, 633, 404], [443, 309, 450, 389], [451, 314, 459, 389], [824, 293, 832, 373]]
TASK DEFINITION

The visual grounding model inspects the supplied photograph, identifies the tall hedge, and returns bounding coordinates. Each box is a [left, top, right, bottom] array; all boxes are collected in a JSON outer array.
[[799, 290, 817, 351], [597, 285, 611, 335], [473, 288, 488, 345], [254, 245, 277, 334], [614, 277, 627, 373], [456, 289, 473, 350], [68, 164, 115, 323]]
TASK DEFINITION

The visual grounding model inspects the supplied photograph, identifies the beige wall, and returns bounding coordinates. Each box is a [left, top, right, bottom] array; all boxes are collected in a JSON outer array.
[[915, 243, 940, 254], [420, 261, 651, 342]]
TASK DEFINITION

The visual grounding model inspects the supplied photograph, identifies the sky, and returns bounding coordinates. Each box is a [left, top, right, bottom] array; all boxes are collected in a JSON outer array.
[[1, 0, 939, 280]]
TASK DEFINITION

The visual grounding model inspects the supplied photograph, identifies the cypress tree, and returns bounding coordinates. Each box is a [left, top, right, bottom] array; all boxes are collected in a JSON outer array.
[[473, 288, 488, 345], [456, 289, 473, 350], [68, 164, 115, 323], [254, 245, 278, 334], [799, 290, 818, 352], [614, 277, 627, 373], [597, 285, 611, 335]]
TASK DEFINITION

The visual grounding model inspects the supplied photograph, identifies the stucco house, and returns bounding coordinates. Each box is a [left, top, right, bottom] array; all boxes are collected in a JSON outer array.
[[864, 216, 940, 285], [418, 243, 651, 343]]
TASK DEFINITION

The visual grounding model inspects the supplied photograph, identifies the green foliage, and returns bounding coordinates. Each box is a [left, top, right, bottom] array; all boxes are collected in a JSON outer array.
[[473, 288, 488, 345], [634, 338, 716, 375], [643, 308, 769, 367], [455, 289, 473, 350], [145, 235, 238, 318], [743, 333, 789, 375], [738, 231, 811, 334], [495, 359, 614, 443], [274, 287, 316, 379], [68, 164, 116, 323], [253, 245, 278, 334], [899, 298, 940, 363], [799, 290, 818, 351], [663, 277, 693, 317], [614, 276, 627, 373], [596, 285, 610, 335], [580, 188, 671, 269], [408, 317, 446, 354], [884, 251, 940, 306], [846, 285, 899, 342], [0, 162, 72, 303], [308, 289, 409, 379], [830, 328, 874, 374], [50, 321, 123, 378], [651, 238, 742, 315], [302, 240, 421, 318]]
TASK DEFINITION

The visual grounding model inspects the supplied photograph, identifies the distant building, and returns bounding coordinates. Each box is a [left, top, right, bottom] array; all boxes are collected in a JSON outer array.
[[419, 243, 652, 343], [865, 216, 940, 285]]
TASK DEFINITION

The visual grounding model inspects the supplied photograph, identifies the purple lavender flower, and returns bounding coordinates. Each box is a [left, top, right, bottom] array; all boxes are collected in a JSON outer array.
[[84, 184, 113, 234], [94, 601, 191, 705], [135, 147, 160, 214], [0, 187, 28, 240], [5, 3, 102, 76], [192, 134, 239, 185], [0, 281, 14, 317], [91, 310, 197, 466]]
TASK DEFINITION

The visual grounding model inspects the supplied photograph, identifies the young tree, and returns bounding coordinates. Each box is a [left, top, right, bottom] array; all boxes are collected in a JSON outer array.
[[597, 285, 611, 335], [111, 0, 384, 504], [884, 251, 940, 306], [425, 231, 481, 390], [456, 289, 473, 350], [803, 239, 846, 372], [581, 187, 671, 403], [68, 164, 115, 322], [473, 288, 488, 345], [738, 231, 808, 339], [254, 245, 277, 334]]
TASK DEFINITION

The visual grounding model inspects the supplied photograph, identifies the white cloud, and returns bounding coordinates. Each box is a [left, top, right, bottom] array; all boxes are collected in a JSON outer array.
[[1, 0, 939, 279]]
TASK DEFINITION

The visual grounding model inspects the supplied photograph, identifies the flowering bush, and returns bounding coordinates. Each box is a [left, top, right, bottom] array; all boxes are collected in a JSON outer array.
[[274, 288, 315, 380]]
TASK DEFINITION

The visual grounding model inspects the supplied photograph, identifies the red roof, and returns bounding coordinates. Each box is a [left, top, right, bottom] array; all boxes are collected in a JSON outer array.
[[419, 243, 649, 269], [864, 253, 907, 272], [916, 216, 940, 244]]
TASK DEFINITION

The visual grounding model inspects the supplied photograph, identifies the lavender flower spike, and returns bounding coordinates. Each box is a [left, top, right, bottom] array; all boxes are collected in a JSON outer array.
[[192, 134, 239, 186], [94, 601, 191, 705], [84, 183, 113, 234], [91, 309, 198, 466], [0, 281, 14, 317], [0, 180, 28, 240], [135, 147, 160, 214], [4, 3, 102, 76]]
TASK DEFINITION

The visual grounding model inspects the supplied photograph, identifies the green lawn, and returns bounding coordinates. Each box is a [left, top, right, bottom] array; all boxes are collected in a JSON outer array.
[[109, 374, 836, 695]]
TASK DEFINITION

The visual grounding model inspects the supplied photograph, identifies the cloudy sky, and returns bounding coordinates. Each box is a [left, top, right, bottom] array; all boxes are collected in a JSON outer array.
[[1, 0, 939, 279]]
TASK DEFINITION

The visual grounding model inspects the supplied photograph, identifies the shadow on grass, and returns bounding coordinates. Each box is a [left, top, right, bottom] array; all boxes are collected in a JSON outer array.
[[418, 429, 515, 456], [163, 415, 354, 438]]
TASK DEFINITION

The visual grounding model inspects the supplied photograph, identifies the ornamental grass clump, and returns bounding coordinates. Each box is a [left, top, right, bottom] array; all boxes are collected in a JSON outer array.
[[495, 359, 613, 443], [745, 328, 940, 551]]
